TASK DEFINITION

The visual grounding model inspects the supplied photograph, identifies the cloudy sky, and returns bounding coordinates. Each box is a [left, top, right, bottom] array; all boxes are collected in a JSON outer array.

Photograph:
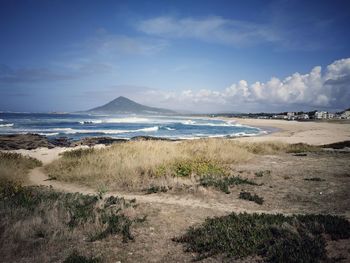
[[1, 0, 350, 113]]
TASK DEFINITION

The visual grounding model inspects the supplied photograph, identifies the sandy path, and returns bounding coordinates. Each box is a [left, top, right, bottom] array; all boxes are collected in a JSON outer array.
[[28, 167, 285, 214]]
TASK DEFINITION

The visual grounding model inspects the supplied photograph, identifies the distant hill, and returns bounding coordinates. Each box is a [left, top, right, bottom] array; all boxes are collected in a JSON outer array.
[[87, 96, 176, 115]]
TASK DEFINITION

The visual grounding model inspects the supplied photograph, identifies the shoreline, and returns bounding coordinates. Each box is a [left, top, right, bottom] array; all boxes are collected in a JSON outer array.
[[0, 118, 349, 151], [228, 118, 350, 145]]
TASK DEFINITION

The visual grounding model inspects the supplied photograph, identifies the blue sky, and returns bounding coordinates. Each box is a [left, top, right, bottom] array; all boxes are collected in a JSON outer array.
[[1, 0, 350, 113]]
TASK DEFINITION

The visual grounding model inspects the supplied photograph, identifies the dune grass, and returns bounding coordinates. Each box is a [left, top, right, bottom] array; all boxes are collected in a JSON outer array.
[[0, 181, 146, 262], [45, 139, 320, 190], [0, 152, 42, 186]]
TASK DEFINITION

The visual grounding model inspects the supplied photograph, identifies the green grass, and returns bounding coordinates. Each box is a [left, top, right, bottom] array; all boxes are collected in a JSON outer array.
[[199, 175, 258, 194], [173, 213, 350, 262], [156, 158, 225, 178], [239, 191, 264, 205]]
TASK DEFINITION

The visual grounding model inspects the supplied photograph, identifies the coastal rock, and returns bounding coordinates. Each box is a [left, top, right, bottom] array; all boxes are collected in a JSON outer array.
[[71, 137, 127, 147], [0, 134, 54, 150], [130, 136, 176, 141], [50, 137, 72, 147]]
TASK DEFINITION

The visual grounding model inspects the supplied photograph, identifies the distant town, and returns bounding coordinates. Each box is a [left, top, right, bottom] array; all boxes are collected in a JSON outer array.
[[208, 108, 350, 121]]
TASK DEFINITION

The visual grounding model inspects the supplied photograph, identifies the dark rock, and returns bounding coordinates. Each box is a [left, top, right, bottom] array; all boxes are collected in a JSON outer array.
[[321, 141, 350, 149], [0, 134, 54, 150], [130, 136, 176, 141], [49, 137, 72, 147], [71, 137, 127, 147]]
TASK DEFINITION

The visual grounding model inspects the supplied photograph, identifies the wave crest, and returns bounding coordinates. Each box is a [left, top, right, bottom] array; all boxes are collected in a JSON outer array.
[[0, 123, 14, 127]]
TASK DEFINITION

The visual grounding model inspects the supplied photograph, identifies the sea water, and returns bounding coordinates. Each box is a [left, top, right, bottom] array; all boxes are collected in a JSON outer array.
[[0, 112, 266, 140]]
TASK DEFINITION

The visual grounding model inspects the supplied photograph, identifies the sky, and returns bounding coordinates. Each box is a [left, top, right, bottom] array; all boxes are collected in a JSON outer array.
[[0, 0, 350, 113]]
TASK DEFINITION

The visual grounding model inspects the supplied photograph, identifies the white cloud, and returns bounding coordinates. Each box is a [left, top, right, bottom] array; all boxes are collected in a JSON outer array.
[[134, 58, 350, 112], [137, 16, 278, 46]]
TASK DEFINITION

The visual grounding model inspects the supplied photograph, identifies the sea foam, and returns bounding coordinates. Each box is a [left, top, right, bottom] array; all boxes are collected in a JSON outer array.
[[0, 123, 14, 127]]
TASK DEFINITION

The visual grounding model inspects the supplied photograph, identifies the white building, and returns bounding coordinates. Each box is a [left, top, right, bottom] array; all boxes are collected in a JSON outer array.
[[341, 110, 350, 119], [287, 112, 295, 120], [298, 114, 309, 120], [327, 113, 335, 119], [315, 111, 328, 119]]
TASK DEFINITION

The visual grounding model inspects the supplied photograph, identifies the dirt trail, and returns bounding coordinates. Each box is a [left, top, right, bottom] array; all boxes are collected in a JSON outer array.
[[28, 167, 284, 214], [23, 147, 252, 213]]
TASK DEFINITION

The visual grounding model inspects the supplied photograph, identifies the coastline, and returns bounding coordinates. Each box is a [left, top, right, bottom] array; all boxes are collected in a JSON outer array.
[[227, 118, 350, 145], [0, 117, 349, 152]]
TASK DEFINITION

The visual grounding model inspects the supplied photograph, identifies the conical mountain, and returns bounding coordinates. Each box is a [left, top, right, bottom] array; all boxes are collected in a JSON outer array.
[[88, 96, 176, 115]]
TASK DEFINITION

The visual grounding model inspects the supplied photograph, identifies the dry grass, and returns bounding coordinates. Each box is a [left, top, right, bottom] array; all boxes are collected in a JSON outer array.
[[0, 183, 145, 262], [0, 152, 42, 185], [45, 139, 319, 191]]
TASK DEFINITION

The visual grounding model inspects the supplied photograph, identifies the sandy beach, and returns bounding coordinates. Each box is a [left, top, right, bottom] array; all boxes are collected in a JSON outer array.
[[231, 118, 350, 145]]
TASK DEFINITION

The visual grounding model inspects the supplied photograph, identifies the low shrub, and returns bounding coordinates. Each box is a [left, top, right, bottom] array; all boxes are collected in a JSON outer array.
[[239, 191, 264, 205], [255, 170, 271, 177], [304, 177, 325, 182], [199, 175, 258, 194], [156, 158, 225, 178], [173, 212, 350, 262], [0, 182, 146, 244], [63, 250, 101, 263], [145, 185, 169, 194]]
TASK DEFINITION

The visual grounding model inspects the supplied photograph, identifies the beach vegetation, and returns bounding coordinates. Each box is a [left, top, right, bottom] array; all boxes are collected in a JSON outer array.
[[0, 181, 146, 261], [45, 139, 321, 191], [304, 177, 325, 182], [63, 250, 101, 263], [199, 175, 258, 194], [173, 212, 350, 262], [0, 152, 42, 186], [255, 170, 271, 177], [239, 191, 264, 205], [145, 185, 169, 194]]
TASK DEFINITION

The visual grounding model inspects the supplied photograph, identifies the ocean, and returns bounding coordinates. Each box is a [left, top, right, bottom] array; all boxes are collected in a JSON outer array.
[[0, 112, 266, 140]]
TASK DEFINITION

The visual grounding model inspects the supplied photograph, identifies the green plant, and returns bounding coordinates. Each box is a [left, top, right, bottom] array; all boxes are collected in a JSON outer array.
[[199, 175, 258, 194], [145, 185, 169, 194], [239, 191, 264, 205], [0, 184, 146, 242], [255, 170, 271, 177], [304, 177, 325, 182], [97, 184, 108, 199], [63, 250, 101, 263], [173, 212, 350, 262], [159, 158, 226, 178]]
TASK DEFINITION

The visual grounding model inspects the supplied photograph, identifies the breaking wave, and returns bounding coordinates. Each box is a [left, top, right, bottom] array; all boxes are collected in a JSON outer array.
[[79, 117, 151, 125], [0, 123, 14, 127], [19, 126, 160, 135]]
